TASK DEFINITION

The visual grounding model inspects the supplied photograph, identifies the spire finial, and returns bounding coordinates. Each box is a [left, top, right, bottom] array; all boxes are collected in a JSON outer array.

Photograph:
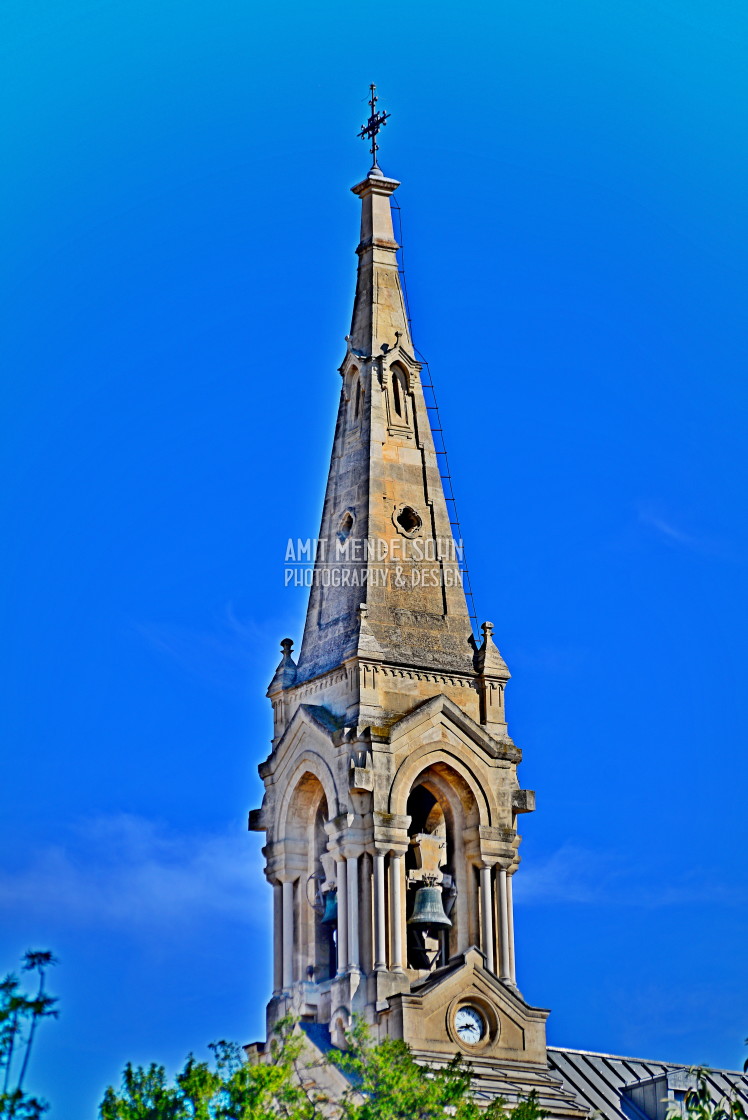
[[357, 84, 390, 175]]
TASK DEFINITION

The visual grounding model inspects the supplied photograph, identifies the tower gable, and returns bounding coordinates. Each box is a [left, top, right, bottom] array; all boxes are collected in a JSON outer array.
[[387, 946, 548, 1063], [389, 693, 519, 763]]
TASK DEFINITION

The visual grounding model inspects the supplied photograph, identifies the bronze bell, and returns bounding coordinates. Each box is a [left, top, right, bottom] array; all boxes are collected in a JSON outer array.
[[407, 882, 452, 933], [320, 889, 338, 927]]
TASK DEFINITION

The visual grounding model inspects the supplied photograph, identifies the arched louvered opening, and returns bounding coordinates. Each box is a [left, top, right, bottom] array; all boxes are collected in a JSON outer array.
[[404, 762, 479, 973]]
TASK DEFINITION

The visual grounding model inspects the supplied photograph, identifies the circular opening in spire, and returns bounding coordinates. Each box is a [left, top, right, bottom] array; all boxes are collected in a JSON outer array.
[[394, 505, 422, 536]]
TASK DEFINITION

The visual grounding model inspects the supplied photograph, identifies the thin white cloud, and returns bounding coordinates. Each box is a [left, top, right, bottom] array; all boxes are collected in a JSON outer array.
[[636, 504, 734, 559], [133, 602, 301, 691], [513, 844, 613, 906], [0, 814, 267, 932], [514, 843, 746, 910], [640, 511, 699, 547], [132, 618, 254, 691]]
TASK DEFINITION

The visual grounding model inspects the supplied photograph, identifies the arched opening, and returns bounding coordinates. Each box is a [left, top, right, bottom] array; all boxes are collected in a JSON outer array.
[[390, 365, 409, 425], [404, 763, 476, 973], [349, 368, 361, 424], [283, 773, 336, 983], [310, 796, 336, 980], [392, 373, 402, 417]]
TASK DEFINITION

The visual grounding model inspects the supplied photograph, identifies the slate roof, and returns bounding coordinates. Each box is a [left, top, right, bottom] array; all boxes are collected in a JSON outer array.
[[548, 1046, 748, 1120], [293, 1026, 748, 1120], [299, 1021, 336, 1056]]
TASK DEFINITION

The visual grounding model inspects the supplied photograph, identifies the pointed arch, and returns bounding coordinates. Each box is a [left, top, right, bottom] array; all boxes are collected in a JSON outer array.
[[388, 745, 494, 827], [389, 362, 409, 426], [400, 757, 487, 967], [349, 366, 361, 423], [274, 759, 338, 983], [276, 750, 339, 843], [351, 370, 364, 422]]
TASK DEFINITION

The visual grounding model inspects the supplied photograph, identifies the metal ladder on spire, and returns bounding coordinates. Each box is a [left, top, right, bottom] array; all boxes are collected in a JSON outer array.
[[391, 198, 481, 639]]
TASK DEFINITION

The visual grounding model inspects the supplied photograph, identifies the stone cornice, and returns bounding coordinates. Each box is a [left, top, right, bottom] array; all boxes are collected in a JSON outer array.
[[290, 654, 481, 701], [350, 173, 401, 197], [360, 658, 479, 687], [356, 236, 400, 254]]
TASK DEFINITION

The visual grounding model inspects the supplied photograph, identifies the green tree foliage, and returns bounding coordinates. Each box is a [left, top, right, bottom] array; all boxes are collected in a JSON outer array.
[[330, 1017, 545, 1120], [668, 1070, 747, 1120], [100, 1027, 321, 1120], [0, 951, 58, 1120], [100, 1017, 549, 1120]]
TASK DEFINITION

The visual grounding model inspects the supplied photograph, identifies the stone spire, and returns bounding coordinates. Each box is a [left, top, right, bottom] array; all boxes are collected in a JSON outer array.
[[295, 166, 476, 684], [249, 144, 560, 1112], [347, 172, 412, 355]]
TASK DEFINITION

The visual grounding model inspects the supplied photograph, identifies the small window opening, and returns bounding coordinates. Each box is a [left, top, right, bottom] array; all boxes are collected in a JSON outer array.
[[396, 506, 421, 533], [392, 375, 403, 417], [354, 379, 361, 419], [338, 512, 354, 541]]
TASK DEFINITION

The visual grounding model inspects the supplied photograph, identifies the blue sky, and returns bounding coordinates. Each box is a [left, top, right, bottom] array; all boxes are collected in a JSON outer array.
[[1, 0, 747, 1115]]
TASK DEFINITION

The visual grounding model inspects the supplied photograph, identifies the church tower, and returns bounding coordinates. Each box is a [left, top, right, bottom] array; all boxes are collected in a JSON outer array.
[[249, 94, 586, 1115]]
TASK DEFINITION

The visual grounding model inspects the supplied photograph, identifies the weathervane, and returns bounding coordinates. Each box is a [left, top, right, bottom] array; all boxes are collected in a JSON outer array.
[[357, 84, 390, 171]]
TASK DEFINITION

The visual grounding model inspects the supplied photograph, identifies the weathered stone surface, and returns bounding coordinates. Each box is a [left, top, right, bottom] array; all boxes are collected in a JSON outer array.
[[295, 170, 476, 684]]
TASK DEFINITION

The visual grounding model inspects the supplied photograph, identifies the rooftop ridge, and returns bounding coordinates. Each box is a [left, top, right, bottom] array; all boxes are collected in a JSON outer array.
[[549, 1045, 746, 1077]]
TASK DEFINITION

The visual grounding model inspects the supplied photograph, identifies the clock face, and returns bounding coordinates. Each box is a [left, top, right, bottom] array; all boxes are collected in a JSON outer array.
[[454, 1005, 485, 1045]]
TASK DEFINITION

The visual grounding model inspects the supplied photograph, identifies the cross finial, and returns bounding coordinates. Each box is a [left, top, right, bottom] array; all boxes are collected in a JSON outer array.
[[357, 84, 390, 173]]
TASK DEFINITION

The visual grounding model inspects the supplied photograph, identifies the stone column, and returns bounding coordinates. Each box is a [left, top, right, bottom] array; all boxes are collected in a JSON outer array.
[[373, 852, 387, 971], [498, 867, 511, 982], [272, 883, 283, 994], [507, 869, 516, 985], [282, 879, 294, 989], [336, 858, 348, 974], [390, 852, 405, 971], [453, 830, 470, 959], [360, 853, 373, 974], [347, 853, 360, 971], [479, 866, 495, 974]]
